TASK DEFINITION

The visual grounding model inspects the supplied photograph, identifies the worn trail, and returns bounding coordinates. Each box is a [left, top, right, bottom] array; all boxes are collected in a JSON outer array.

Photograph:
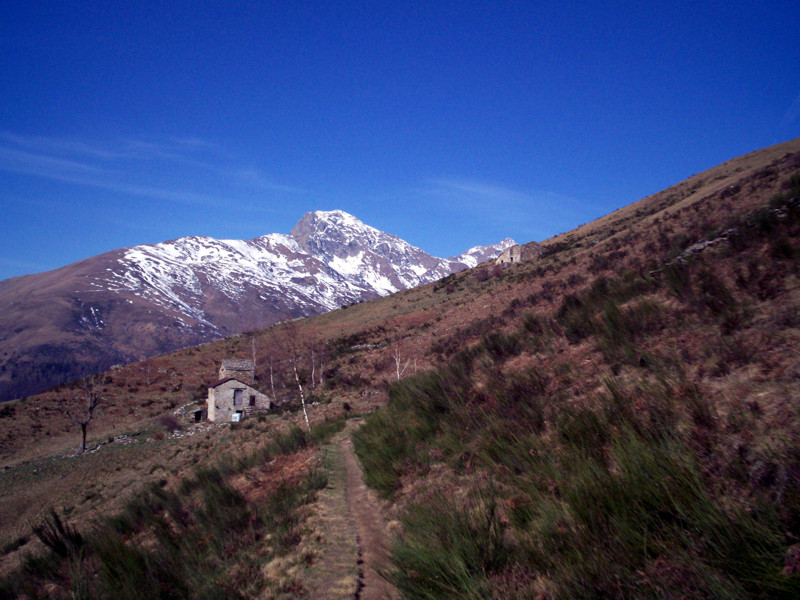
[[304, 422, 397, 600]]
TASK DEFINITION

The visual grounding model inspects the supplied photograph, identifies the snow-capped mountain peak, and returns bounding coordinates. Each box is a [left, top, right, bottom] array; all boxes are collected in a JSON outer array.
[[91, 210, 511, 332]]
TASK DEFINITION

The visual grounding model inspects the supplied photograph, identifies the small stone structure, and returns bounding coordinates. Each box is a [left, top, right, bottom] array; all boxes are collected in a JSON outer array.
[[207, 377, 271, 422], [218, 358, 256, 385], [207, 359, 270, 422], [496, 245, 523, 265], [495, 243, 543, 266]]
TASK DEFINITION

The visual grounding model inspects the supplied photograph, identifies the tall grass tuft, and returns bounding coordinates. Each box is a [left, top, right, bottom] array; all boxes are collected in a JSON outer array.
[[31, 508, 84, 559], [389, 486, 514, 600]]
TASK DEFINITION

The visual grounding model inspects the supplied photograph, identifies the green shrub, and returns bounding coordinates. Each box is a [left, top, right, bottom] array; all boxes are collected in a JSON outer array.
[[310, 415, 346, 443], [352, 408, 412, 497], [389, 487, 514, 600], [556, 293, 597, 342], [480, 331, 522, 360]]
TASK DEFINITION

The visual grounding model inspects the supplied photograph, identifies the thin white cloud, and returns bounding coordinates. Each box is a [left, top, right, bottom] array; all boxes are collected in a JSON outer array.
[[780, 89, 800, 129], [232, 168, 307, 194], [0, 145, 106, 176], [432, 179, 538, 205], [427, 178, 582, 239], [0, 132, 224, 162], [0, 132, 122, 160], [0, 131, 301, 210]]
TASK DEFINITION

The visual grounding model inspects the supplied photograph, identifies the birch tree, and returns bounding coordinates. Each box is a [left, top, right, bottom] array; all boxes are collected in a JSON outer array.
[[279, 323, 311, 431], [309, 340, 329, 390], [393, 345, 410, 381]]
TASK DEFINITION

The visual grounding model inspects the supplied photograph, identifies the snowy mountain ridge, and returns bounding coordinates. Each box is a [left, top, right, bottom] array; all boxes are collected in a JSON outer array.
[[95, 210, 514, 333]]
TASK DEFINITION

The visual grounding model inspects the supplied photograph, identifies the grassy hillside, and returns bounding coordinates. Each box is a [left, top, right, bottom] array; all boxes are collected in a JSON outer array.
[[1, 137, 799, 598], [351, 140, 800, 598]]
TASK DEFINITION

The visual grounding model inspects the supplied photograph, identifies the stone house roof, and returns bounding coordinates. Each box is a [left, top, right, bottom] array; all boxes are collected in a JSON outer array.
[[220, 359, 254, 371], [219, 358, 255, 386], [209, 377, 239, 388]]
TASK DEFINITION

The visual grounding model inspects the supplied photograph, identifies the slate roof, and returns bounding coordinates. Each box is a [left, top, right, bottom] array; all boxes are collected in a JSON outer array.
[[220, 359, 254, 371], [209, 377, 240, 388]]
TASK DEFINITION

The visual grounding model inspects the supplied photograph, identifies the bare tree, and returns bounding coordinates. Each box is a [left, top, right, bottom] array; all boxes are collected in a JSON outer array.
[[267, 349, 277, 402], [317, 346, 327, 387], [393, 345, 410, 381], [309, 340, 329, 390], [279, 322, 311, 431], [61, 376, 102, 453], [141, 362, 154, 386], [310, 346, 317, 391], [255, 330, 280, 403]]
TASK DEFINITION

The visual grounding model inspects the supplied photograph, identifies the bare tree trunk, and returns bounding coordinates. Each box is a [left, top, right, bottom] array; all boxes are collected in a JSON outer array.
[[281, 322, 311, 431], [393, 346, 409, 381], [310, 349, 316, 391], [293, 362, 311, 431], [62, 376, 101, 453], [269, 360, 276, 402], [142, 364, 152, 386]]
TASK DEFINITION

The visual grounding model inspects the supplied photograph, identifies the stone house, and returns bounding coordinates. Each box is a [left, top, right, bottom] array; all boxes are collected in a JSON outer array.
[[207, 377, 271, 422], [495, 243, 543, 266], [496, 245, 523, 265], [206, 358, 271, 422]]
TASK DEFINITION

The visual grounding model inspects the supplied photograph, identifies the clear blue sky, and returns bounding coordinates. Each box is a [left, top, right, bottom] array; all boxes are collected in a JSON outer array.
[[1, 1, 799, 280]]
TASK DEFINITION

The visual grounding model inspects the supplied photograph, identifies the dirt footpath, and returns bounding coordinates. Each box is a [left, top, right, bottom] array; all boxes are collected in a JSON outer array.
[[340, 432, 397, 600], [304, 422, 397, 600]]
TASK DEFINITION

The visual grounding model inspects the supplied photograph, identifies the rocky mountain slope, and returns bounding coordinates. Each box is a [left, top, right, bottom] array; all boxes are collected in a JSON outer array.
[[0, 211, 513, 402]]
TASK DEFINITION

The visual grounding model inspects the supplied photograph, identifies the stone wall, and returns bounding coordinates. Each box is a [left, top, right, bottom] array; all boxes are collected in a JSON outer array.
[[496, 245, 523, 265], [207, 379, 270, 422]]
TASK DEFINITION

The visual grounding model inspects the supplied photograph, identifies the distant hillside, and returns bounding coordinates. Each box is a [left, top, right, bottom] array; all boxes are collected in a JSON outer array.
[[0, 210, 513, 402]]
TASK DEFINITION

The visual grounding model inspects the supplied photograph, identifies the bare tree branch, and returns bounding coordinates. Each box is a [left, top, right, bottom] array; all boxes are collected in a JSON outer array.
[[60, 375, 102, 453], [393, 345, 410, 381]]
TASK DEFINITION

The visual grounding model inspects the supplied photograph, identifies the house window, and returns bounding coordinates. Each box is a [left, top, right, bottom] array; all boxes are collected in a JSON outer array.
[[249, 395, 256, 407], [233, 389, 243, 406]]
